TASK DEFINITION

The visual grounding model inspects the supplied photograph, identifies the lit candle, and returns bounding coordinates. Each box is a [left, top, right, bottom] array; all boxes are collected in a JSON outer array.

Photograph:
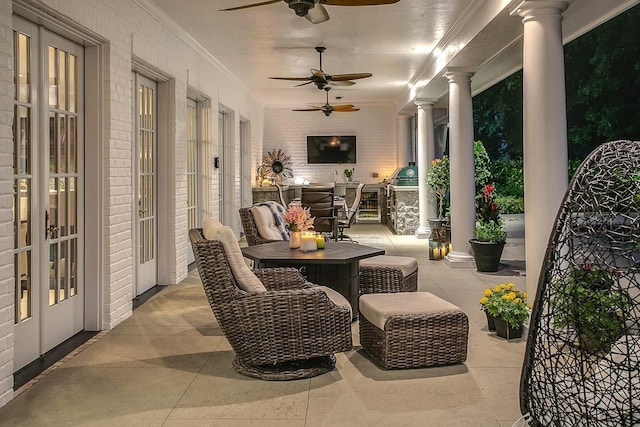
[[448, 243, 453, 253], [315, 233, 325, 249], [300, 232, 317, 252], [433, 247, 441, 260]]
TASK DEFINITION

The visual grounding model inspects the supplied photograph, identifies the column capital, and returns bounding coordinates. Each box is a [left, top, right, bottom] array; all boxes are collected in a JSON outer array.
[[443, 68, 475, 83], [512, 1, 570, 21], [415, 98, 437, 109]]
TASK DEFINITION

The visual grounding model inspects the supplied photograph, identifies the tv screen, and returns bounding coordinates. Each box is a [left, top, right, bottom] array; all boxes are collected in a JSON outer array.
[[306, 135, 357, 164]]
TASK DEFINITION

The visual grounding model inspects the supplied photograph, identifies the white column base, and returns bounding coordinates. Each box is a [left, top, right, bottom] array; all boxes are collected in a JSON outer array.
[[415, 226, 431, 239], [444, 251, 476, 269]]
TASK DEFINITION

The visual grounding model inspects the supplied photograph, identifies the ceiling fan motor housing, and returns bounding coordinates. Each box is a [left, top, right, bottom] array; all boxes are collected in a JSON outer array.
[[285, 0, 316, 17]]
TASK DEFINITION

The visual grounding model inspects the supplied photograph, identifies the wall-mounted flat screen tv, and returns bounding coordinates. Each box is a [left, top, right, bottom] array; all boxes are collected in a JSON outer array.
[[306, 135, 357, 164]]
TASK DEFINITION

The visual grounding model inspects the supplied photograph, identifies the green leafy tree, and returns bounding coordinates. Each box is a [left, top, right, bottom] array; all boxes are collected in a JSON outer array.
[[473, 140, 492, 193], [473, 4, 640, 162]]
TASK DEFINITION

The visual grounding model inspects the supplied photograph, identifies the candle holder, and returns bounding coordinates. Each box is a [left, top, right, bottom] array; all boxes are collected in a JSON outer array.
[[300, 231, 318, 252], [428, 220, 450, 261]]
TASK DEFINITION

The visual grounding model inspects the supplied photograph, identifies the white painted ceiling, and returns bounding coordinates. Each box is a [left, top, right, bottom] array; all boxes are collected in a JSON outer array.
[[147, 0, 639, 111]]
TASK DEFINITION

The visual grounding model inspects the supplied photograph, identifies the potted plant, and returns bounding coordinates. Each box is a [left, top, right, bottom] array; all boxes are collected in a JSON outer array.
[[426, 156, 450, 220], [283, 205, 314, 249], [480, 283, 529, 339], [470, 184, 507, 272], [343, 168, 354, 182], [550, 264, 631, 352]]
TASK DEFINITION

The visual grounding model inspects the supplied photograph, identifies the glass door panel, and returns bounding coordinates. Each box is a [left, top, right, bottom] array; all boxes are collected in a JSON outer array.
[[134, 74, 157, 295], [13, 17, 85, 370]]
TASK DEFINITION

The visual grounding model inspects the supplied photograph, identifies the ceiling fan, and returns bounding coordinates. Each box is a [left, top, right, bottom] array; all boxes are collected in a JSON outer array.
[[293, 87, 360, 116], [270, 46, 372, 90], [220, 0, 399, 24]]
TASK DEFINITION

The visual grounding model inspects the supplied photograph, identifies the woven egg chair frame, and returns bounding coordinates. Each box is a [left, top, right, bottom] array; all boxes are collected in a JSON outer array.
[[520, 140, 640, 426]]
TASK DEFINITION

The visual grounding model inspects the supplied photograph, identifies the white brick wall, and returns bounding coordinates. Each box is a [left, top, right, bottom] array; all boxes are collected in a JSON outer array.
[[0, 0, 13, 406], [264, 103, 398, 184], [0, 0, 264, 406]]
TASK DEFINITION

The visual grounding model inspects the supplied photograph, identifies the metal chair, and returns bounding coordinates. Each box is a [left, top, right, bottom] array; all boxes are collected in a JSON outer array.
[[338, 183, 365, 242], [301, 186, 338, 241]]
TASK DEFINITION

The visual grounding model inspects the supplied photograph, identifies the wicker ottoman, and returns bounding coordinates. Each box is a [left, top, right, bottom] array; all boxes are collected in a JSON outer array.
[[359, 255, 418, 294], [359, 292, 469, 369]]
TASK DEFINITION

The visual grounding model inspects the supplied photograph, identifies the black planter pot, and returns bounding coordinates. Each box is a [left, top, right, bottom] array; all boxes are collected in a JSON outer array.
[[469, 239, 505, 272], [493, 317, 523, 340], [485, 312, 497, 331]]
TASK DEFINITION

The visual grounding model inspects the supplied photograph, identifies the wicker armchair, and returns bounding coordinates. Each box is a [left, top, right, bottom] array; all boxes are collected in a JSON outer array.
[[189, 228, 353, 380], [239, 207, 280, 246], [520, 141, 640, 425]]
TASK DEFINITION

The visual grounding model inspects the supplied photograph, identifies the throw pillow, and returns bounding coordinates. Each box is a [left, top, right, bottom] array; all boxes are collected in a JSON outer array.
[[203, 218, 266, 294], [250, 205, 284, 241]]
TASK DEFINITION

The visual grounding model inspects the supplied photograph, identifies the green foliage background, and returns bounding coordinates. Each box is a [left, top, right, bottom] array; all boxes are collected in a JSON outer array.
[[472, 5, 640, 161]]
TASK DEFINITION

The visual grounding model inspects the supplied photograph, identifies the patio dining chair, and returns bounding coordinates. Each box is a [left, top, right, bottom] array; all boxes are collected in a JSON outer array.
[[338, 182, 365, 242], [189, 222, 352, 380], [301, 186, 338, 240]]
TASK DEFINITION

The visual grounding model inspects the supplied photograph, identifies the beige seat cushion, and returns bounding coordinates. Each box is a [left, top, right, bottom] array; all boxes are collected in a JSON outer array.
[[318, 286, 352, 319], [360, 255, 418, 277], [203, 218, 267, 294], [359, 292, 461, 330], [250, 205, 284, 241]]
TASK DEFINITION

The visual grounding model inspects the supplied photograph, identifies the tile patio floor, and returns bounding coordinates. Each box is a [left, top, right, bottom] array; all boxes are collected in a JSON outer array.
[[0, 216, 528, 426]]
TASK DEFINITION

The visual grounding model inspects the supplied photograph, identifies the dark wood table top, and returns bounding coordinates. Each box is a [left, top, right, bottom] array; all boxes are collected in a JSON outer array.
[[241, 241, 385, 265]]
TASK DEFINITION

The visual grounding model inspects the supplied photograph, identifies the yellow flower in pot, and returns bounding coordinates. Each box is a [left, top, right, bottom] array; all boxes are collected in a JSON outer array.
[[481, 283, 529, 339]]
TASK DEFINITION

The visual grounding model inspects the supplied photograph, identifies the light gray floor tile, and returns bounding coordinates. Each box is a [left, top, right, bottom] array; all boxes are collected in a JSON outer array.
[[0, 220, 529, 426]]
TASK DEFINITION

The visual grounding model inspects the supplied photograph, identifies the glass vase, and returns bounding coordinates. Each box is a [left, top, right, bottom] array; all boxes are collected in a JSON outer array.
[[289, 231, 301, 249]]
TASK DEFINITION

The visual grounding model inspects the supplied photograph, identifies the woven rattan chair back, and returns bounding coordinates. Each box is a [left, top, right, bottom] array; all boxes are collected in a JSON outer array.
[[239, 207, 280, 246], [520, 140, 640, 425]]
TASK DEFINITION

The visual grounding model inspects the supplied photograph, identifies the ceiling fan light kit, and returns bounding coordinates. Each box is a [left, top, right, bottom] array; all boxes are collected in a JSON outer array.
[[285, 0, 316, 17]]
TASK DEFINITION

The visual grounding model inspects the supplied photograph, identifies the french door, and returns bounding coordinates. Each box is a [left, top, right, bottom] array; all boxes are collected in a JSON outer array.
[[13, 18, 84, 370], [186, 98, 199, 265], [133, 74, 157, 295]]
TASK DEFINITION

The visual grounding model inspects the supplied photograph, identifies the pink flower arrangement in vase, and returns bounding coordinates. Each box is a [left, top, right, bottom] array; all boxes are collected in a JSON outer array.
[[283, 205, 314, 248]]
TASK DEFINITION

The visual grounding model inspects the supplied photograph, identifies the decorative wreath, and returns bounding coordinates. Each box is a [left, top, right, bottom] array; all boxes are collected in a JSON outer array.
[[260, 148, 293, 185]]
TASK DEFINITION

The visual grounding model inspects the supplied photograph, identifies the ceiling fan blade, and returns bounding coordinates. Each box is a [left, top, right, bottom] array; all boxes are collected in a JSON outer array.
[[332, 104, 356, 110], [294, 81, 314, 87], [293, 108, 322, 112], [328, 80, 355, 86], [220, 0, 281, 11], [305, 4, 330, 24], [324, 0, 399, 5], [269, 77, 312, 82], [335, 108, 360, 112], [330, 73, 373, 81]]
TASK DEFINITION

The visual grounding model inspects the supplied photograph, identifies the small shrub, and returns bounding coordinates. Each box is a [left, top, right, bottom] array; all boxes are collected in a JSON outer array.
[[491, 159, 524, 197], [495, 195, 524, 214]]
